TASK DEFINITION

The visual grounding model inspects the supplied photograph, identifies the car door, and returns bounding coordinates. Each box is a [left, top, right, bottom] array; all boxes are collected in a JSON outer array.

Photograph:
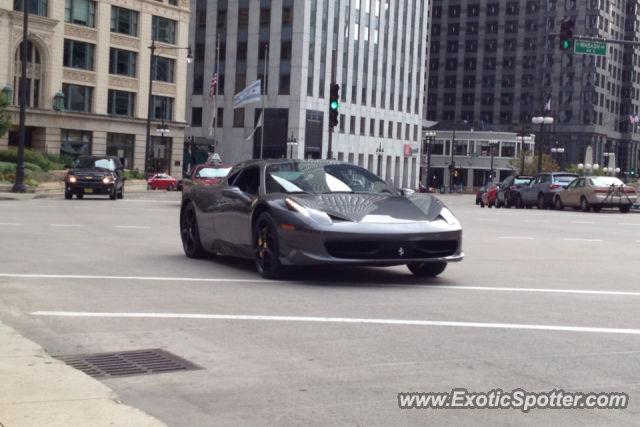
[[498, 177, 513, 203], [521, 174, 540, 203], [213, 166, 261, 257], [562, 179, 581, 206]]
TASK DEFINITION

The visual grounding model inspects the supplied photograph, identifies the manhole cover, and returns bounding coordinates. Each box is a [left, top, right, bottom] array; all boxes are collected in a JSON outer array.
[[55, 348, 202, 379]]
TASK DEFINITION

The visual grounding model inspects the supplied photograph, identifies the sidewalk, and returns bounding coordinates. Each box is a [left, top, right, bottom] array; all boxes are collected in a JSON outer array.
[[0, 320, 169, 427]]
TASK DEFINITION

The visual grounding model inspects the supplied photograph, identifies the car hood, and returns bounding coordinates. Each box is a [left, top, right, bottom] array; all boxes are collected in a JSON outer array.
[[68, 168, 113, 176], [192, 177, 221, 185], [289, 193, 451, 223]]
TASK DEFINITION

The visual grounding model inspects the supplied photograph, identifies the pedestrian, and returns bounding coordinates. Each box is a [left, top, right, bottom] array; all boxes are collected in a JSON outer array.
[[389, 179, 394, 188], [458, 183, 463, 193]]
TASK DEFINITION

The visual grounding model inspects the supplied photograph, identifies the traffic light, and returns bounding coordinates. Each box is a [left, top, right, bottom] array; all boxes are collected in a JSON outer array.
[[559, 18, 575, 51], [454, 170, 458, 177], [329, 83, 340, 127], [632, 170, 636, 176]]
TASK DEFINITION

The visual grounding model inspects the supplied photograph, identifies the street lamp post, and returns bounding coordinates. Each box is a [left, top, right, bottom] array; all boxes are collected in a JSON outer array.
[[551, 141, 565, 171], [532, 114, 554, 173], [376, 143, 385, 177], [155, 99, 170, 173], [12, 3, 29, 193], [287, 133, 298, 159], [144, 40, 192, 177], [423, 131, 436, 191], [516, 132, 533, 175], [489, 139, 499, 183]]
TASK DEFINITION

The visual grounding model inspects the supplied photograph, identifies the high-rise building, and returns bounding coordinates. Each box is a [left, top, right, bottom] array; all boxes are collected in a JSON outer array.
[[185, 0, 428, 188], [426, 0, 639, 176], [0, 0, 191, 175]]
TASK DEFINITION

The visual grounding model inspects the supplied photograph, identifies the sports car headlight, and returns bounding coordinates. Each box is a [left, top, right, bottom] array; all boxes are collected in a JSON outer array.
[[437, 208, 459, 226], [285, 198, 332, 225]]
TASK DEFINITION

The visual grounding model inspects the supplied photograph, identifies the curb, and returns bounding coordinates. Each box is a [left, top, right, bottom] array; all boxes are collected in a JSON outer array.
[[0, 320, 169, 427]]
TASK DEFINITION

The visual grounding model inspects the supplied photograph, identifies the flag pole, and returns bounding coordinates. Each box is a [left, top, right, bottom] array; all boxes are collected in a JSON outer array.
[[212, 34, 220, 146], [260, 44, 267, 159]]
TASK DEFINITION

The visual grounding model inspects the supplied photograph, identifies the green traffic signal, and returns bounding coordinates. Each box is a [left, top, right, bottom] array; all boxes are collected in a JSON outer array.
[[562, 40, 570, 49], [330, 101, 339, 110]]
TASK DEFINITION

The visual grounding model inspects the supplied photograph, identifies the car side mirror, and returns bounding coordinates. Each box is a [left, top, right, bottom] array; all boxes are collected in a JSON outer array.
[[222, 186, 251, 201], [401, 188, 415, 196]]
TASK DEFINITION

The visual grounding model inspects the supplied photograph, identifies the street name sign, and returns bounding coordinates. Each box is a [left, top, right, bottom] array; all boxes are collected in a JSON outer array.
[[470, 153, 479, 158], [574, 40, 607, 56]]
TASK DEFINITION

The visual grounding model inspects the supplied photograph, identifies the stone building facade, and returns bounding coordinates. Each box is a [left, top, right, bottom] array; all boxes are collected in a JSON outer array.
[[0, 0, 190, 176]]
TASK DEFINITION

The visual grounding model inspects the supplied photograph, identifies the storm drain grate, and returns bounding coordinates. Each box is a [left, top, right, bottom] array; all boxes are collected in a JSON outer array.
[[54, 348, 202, 379]]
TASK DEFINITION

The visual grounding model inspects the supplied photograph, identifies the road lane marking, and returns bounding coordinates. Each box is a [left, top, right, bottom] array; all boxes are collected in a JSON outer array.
[[6, 274, 640, 298], [30, 311, 640, 336], [50, 224, 83, 227], [498, 237, 534, 240], [564, 238, 602, 242], [115, 226, 152, 229], [570, 221, 593, 224], [524, 220, 549, 223]]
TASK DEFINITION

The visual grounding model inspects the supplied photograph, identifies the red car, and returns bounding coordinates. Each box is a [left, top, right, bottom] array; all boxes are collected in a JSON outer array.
[[147, 173, 179, 191], [182, 164, 232, 192], [480, 183, 501, 208]]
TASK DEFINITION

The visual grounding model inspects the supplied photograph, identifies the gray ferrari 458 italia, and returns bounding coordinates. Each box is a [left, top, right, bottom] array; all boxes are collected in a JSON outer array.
[[180, 159, 463, 279]]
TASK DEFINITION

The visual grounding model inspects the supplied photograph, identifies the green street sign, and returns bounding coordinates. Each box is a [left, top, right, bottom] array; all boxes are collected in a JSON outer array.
[[574, 40, 607, 56], [470, 153, 479, 158]]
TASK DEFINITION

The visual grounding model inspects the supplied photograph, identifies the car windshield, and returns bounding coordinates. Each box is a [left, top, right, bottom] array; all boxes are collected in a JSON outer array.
[[265, 162, 398, 195], [554, 175, 578, 183], [514, 178, 532, 184], [589, 177, 624, 186], [74, 158, 116, 171], [195, 167, 232, 178]]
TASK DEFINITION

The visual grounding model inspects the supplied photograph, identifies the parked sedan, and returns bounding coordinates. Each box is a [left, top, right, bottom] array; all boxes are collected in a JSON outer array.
[[495, 175, 533, 208], [480, 183, 501, 208], [476, 182, 500, 205], [182, 164, 232, 192], [147, 173, 179, 191], [552, 176, 637, 213], [516, 172, 579, 209]]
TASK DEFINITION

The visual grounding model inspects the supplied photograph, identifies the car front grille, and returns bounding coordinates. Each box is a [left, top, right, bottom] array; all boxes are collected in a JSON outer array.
[[324, 240, 458, 260]]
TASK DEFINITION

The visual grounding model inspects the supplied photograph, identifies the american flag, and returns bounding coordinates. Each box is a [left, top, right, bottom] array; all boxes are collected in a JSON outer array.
[[208, 66, 218, 104]]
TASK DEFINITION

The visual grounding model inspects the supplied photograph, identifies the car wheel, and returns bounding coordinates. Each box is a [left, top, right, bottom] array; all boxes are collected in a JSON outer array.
[[407, 262, 447, 277], [168, 184, 174, 191], [64, 192, 72, 200], [109, 186, 117, 200], [555, 197, 564, 211], [525, 203, 532, 209], [488, 200, 493, 208], [580, 197, 591, 213], [180, 203, 207, 259], [253, 212, 286, 279], [147, 183, 152, 191], [515, 195, 524, 209], [592, 205, 602, 213], [495, 197, 501, 208], [476, 199, 479, 205], [76, 194, 83, 199], [117, 185, 124, 199], [480, 200, 485, 208], [504, 196, 511, 209], [620, 205, 631, 214], [537, 194, 547, 209]]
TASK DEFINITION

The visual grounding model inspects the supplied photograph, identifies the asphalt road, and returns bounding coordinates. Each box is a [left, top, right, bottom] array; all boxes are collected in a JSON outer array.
[[1, 192, 639, 426]]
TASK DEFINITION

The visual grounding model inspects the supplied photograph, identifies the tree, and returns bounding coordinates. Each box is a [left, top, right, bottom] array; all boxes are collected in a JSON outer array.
[[509, 150, 560, 175], [0, 94, 11, 138]]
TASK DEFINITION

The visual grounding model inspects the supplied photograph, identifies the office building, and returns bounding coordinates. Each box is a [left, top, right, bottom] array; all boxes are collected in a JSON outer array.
[[185, 0, 428, 188], [426, 0, 640, 183], [0, 0, 191, 175]]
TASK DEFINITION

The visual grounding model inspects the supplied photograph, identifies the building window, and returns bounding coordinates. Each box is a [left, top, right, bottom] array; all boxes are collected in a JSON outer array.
[[153, 56, 174, 83], [360, 117, 365, 135], [193, 75, 203, 95], [379, 120, 384, 137], [109, 48, 136, 77], [65, 0, 95, 27], [238, 8, 249, 28], [195, 11, 206, 28], [279, 74, 291, 94], [405, 124, 410, 140], [13, 41, 41, 108], [62, 83, 92, 112], [233, 109, 244, 127], [61, 129, 92, 157], [14, 0, 47, 16], [152, 16, 176, 44], [397, 122, 402, 139], [217, 10, 226, 29], [388, 121, 393, 138], [413, 125, 418, 141], [281, 41, 292, 60], [106, 133, 134, 169], [215, 107, 224, 127], [260, 8, 271, 27], [107, 90, 134, 116], [350, 116, 356, 134], [168, 0, 177, 6], [282, 6, 293, 27], [191, 107, 202, 127], [339, 114, 345, 133], [370, 118, 375, 136], [63, 39, 94, 70], [237, 42, 248, 60], [110, 6, 137, 36], [151, 96, 172, 120]]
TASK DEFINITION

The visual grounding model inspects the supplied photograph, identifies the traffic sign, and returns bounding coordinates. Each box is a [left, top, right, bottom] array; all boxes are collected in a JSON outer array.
[[470, 153, 479, 158], [574, 40, 606, 56]]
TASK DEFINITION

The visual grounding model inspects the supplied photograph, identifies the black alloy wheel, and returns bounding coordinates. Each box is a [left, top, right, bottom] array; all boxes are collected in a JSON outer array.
[[64, 192, 72, 200], [515, 195, 524, 209], [117, 185, 124, 199], [495, 197, 501, 208], [537, 194, 547, 210], [580, 197, 591, 213], [147, 183, 153, 190], [555, 197, 564, 211], [253, 212, 285, 279], [504, 195, 511, 208], [168, 184, 174, 191], [109, 186, 117, 200], [180, 203, 207, 258], [407, 262, 447, 277], [620, 205, 631, 214]]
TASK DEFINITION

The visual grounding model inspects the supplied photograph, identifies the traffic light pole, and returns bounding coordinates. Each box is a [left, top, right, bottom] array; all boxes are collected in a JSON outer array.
[[327, 50, 337, 160]]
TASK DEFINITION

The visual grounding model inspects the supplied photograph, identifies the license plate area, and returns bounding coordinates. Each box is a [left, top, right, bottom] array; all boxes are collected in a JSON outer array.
[[84, 188, 93, 193]]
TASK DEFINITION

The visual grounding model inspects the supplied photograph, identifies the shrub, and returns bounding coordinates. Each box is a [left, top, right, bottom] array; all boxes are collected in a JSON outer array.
[[0, 149, 54, 171], [26, 170, 63, 182], [25, 178, 39, 186], [23, 162, 43, 171], [125, 169, 146, 180], [0, 161, 15, 173]]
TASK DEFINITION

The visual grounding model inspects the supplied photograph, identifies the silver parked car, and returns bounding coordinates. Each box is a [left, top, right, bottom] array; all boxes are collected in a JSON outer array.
[[553, 176, 637, 213], [515, 172, 579, 209]]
